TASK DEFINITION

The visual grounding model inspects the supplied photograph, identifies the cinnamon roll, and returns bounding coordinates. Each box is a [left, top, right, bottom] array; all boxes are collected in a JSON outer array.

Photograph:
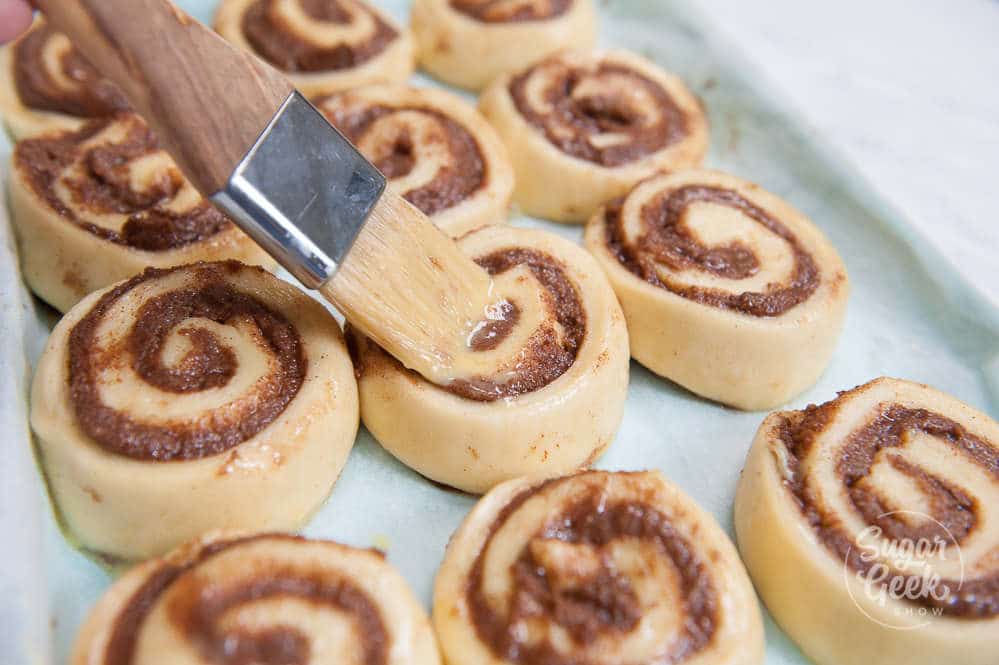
[[735, 377, 999, 665], [434, 470, 765, 665], [8, 113, 272, 313], [350, 225, 629, 494], [30, 261, 359, 561], [73, 532, 440, 665], [410, 0, 597, 90], [479, 49, 708, 223], [214, 0, 415, 96], [0, 19, 129, 139], [315, 84, 514, 237], [585, 169, 848, 410]]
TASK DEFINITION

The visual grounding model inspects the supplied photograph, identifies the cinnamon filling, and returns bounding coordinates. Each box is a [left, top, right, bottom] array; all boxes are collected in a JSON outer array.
[[509, 62, 686, 166], [68, 262, 306, 461], [449, 0, 572, 22], [606, 185, 820, 316], [318, 101, 487, 215], [467, 474, 718, 663], [14, 117, 232, 250], [13, 24, 129, 118], [447, 248, 586, 401], [467, 300, 519, 352], [104, 535, 388, 665], [780, 395, 999, 617], [241, 0, 397, 72], [351, 248, 584, 400]]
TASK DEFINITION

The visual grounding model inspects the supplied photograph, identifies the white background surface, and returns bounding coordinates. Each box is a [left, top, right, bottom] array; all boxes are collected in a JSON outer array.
[[698, 0, 999, 305]]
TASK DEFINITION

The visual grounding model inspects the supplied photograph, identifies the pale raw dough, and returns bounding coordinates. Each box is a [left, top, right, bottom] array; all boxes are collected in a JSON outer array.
[[314, 84, 513, 237], [352, 225, 630, 494], [435, 470, 764, 665], [9, 114, 273, 312], [479, 49, 708, 223], [73, 532, 440, 665], [215, 0, 415, 96], [411, 0, 596, 90], [735, 377, 999, 665], [31, 262, 359, 561], [585, 169, 848, 410]]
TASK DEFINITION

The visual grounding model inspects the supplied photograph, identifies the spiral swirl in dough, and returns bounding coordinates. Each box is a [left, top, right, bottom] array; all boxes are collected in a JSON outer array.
[[72, 532, 440, 665], [735, 377, 999, 665], [9, 113, 272, 312], [479, 49, 708, 223], [0, 20, 129, 139], [435, 470, 764, 665], [31, 261, 358, 560], [410, 0, 596, 90], [315, 84, 514, 237], [350, 225, 629, 494], [585, 169, 848, 410], [215, 0, 415, 96]]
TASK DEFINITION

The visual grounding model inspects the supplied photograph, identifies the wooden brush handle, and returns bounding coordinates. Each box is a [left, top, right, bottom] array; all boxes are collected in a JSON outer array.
[[32, 0, 294, 194]]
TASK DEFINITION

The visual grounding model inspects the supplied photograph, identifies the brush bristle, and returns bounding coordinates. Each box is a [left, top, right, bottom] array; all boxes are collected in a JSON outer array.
[[322, 194, 495, 383]]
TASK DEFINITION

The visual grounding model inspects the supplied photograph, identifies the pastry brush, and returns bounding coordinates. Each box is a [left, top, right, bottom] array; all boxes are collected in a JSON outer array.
[[32, 0, 498, 384]]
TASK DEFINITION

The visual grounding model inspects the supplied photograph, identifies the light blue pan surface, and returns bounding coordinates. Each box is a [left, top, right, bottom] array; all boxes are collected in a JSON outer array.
[[1, 1, 995, 663]]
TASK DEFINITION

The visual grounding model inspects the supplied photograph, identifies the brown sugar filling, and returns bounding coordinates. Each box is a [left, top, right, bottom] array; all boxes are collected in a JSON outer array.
[[509, 62, 687, 167], [14, 116, 232, 251], [241, 0, 398, 72], [467, 473, 719, 664], [778, 388, 999, 617], [605, 184, 820, 316], [318, 100, 487, 216], [68, 262, 306, 461]]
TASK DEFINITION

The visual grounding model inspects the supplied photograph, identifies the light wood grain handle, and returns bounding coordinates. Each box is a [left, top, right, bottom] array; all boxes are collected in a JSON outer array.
[[32, 0, 294, 194]]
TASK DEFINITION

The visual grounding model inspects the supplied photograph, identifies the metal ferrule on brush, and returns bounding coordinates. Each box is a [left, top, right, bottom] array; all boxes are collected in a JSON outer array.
[[211, 92, 386, 289]]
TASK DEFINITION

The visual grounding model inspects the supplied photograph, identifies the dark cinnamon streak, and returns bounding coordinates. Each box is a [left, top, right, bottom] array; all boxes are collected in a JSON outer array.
[[467, 473, 718, 664], [104, 534, 388, 665], [317, 100, 487, 215], [467, 301, 519, 352], [13, 24, 129, 118], [448, 248, 586, 401], [779, 390, 999, 617], [242, 0, 397, 72], [69, 262, 306, 461], [14, 116, 232, 250], [606, 185, 819, 316], [509, 62, 686, 166], [450, 0, 572, 22], [352, 248, 583, 401]]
